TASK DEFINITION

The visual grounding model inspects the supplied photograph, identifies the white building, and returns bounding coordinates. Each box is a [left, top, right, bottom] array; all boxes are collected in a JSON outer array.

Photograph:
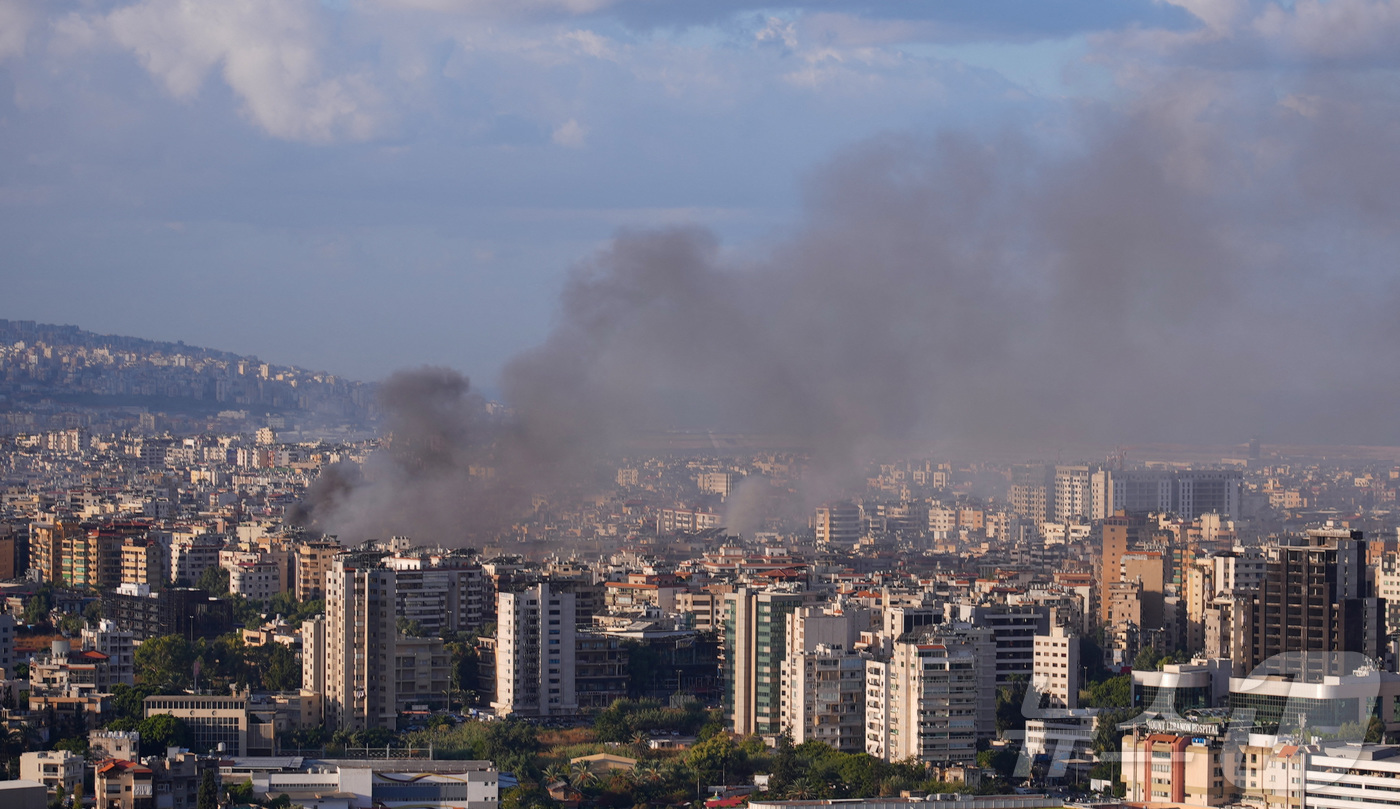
[[864, 625, 996, 765], [493, 583, 578, 718], [325, 555, 399, 731], [81, 619, 136, 686], [19, 751, 84, 795], [779, 643, 866, 752], [1032, 624, 1080, 709], [170, 533, 224, 586], [229, 559, 282, 602]]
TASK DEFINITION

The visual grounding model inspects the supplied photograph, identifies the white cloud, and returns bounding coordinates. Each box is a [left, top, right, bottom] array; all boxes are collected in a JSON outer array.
[[1253, 0, 1400, 61], [73, 0, 386, 142], [551, 117, 587, 147], [0, 0, 38, 60]]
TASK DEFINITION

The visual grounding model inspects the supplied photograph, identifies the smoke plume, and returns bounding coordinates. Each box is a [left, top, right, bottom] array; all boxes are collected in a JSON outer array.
[[308, 30, 1400, 542]]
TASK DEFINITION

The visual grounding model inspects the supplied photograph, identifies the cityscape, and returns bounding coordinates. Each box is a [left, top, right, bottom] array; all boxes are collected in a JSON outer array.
[[3, 321, 1400, 809], [6, 3, 1400, 809]]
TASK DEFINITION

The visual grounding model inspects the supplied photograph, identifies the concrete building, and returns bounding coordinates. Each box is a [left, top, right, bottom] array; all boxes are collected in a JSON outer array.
[[82, 619, 136, 686], [1053, 465, 1090, 523], [19, 750, 84, 795], [228, 559, 281, 602], [145, 691, 266, 756], [394, 635, 450, 713], [303, 616, 327, 694], [296, 538, 342, 601], [0, 781, 47, 809], [957, 603, 1050, 685], [779, 643, 866, 752], [324, 554, 399, 731], [1120, 717, 1236, 806], [814, 502, 862, 548], [1248, 529, 1385, 676], [864, 625, 996, 765], [1032, 624, 1080, 709], [493, 583, 577, 718], [169, 533, 224, 587], [722, 587, 808, 736]]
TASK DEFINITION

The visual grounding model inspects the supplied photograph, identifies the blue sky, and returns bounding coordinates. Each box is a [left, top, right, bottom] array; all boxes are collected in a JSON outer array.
[[3, 0, 1400, 407]]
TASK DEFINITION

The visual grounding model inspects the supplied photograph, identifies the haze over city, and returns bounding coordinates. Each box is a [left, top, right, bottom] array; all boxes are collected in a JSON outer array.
[[7, 0, 1400, 450]]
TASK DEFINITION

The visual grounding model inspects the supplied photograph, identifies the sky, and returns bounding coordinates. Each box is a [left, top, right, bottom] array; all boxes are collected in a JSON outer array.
[[7, 0, 1400, 449]]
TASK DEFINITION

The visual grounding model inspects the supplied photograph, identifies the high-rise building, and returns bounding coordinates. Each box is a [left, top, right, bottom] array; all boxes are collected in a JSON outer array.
[[814, 502, 862, 547], [493, 583, 577, 718], [1100, 511, 1134, 624], [1247, 529, 1386, 676], [295, 538, 342, 601], [81, 619, 135, 686], [1010, 465, 1052, 527], [1111, 470, 1242, 518], [324, 554, 398, 731], [779, 644, 866, 752], [1032, 624, 1080, 709], [864, 624, 995, 765], [1053, 465, 1091, 523], [722, 587, 807, 735], [956, 603, 1050, 685]]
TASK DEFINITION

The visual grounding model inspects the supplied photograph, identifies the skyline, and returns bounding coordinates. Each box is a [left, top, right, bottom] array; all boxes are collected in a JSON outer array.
[[7, 1, 1400, 448]]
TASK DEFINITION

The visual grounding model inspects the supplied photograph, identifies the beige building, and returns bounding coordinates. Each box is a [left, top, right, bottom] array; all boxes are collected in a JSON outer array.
[[1121, 721, 1237, 806], [324, 555, 399, 731], [19, 751, 84, 795], [864, 626, 995, 765], [1032, 624, 1080, 709], [144, 692, 262, 756], [296, 538, 342, 601]]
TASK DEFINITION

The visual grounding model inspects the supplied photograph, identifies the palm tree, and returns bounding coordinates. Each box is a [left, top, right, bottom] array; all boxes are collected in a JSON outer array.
[[542, 764, 570, 786], [568, 762, 598, 789], [630, 731, 650, 752]]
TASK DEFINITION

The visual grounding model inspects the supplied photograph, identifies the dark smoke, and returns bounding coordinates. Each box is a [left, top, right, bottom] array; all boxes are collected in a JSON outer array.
[[309, 48, 1400, 542]]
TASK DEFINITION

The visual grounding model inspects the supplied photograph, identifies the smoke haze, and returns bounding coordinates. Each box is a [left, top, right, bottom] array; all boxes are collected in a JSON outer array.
[[309, 45, 1400, 543]]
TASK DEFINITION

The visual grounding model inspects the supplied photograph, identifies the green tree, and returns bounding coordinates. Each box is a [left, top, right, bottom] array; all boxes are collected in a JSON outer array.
[[135, 635, 197, 690], [224, 779, 255, 806], [197, 566, 230, 597], [1083, 673, 1132, 708], [996, 676, 1029, 734], [259, 643, 301, 692], [197, 769, 218, 809], [138, 714, 192, 755], [24, 587, 53, 627], [1132, 646, 1163, 672]]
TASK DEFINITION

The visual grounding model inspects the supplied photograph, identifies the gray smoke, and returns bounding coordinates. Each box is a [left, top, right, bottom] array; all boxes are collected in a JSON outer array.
[[310, 58, 1400, 543], [502, 86, 1400, 464]]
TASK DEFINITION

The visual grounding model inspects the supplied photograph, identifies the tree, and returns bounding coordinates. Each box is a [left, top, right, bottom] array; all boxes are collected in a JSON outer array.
[[135, 635, 197, 690], [138, 714, 191, 755], [224, 779, 255, 806], [24, 588, 53, 627], [1083, 674, 1132, 708], [996, 676, 1029, 734], [197, 769, 218, 809], [197, 567, 230, 597]]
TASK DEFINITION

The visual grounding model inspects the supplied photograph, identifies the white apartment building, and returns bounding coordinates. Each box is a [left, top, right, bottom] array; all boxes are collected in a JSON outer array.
[[779, 643, 866, 752], [170, 532, 223, 586], [19, 751, 83, 795], [864, 625, 996, 765], [1032, 624, 1080, 709], [493, 583, 578, 718], [229, 560, 282, 603], [81, 619, 135, 686], [325, 556, 399, 731]]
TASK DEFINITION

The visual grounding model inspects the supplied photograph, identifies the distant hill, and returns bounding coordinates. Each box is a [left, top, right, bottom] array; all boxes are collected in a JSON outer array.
[[0, 319, 376, 431]]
